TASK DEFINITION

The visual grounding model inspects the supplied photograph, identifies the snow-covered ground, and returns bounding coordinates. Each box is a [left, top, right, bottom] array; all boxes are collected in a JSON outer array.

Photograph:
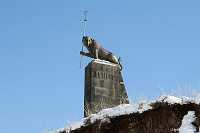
[[50, 94, 200, 133]]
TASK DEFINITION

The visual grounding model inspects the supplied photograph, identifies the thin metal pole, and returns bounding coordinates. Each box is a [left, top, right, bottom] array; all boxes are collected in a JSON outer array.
[[83, 11, 88, 36]]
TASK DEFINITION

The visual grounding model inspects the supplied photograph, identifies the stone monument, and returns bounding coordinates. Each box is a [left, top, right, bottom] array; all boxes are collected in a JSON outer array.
[[84, 59, 129, 117], [80, 36, 129, 117]]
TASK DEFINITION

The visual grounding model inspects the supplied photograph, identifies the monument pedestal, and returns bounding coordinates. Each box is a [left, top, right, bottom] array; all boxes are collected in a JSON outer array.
[[84, 59, 129, 117]]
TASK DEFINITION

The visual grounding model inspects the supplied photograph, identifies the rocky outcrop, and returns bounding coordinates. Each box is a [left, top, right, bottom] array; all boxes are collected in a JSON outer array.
[[52, 96, 200, 133], [63, 103, 200, 133]]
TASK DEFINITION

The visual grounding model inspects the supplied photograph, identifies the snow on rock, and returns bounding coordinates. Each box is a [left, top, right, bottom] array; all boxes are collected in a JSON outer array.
[[179, 111, 196, 133], [194, 94, 200, 104], [52, 120, 85, 133], [94, 59, 117, 66], [154, 95, 182, 104], [89, 101, 152, 123], [50, 95, 200, 133]]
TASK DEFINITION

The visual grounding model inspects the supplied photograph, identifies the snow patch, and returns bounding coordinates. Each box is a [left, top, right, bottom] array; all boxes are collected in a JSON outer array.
[[89, 101, 152, 123], [54, 120, 85, 133], [94, 59, 117, 66], [194, 94, 200, 104], [101, 117, 110, 124], [179, 111, 196, 133]]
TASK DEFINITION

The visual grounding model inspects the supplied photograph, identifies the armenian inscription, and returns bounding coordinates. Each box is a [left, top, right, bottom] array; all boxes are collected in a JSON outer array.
[[93, 71, 114, 81]]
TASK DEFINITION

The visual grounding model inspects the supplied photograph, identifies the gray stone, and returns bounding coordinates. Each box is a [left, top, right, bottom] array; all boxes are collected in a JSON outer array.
[[84, 59, 129, 117]]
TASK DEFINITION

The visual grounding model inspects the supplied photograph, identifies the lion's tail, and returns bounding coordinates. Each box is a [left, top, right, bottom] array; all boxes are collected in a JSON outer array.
[[118, 57, 123, 71]]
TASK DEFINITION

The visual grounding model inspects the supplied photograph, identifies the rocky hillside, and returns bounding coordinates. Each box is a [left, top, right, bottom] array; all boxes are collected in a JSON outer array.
[[51, 95, 200, 133]]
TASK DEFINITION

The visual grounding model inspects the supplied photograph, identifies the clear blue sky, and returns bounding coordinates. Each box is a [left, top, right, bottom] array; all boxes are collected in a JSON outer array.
[[0, 0, 200, 133]]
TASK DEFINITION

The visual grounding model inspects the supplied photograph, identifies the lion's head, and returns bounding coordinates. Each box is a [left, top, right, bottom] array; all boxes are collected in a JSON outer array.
[[82, 36, 93, 47]]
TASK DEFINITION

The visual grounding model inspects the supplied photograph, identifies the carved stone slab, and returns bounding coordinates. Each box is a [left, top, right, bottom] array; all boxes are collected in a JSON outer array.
[[84, 60, 129, 117]]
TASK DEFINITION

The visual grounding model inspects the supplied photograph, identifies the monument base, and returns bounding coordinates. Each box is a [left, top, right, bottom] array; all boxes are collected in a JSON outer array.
[[84, 59, 129, 117]]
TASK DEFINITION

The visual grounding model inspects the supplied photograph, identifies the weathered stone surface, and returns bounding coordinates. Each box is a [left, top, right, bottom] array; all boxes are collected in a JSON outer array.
[[84, 60, 129, 117]]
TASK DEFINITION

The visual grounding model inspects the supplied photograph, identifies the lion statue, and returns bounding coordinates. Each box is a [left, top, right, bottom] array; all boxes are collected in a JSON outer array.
[[80, 36, 122, 70]]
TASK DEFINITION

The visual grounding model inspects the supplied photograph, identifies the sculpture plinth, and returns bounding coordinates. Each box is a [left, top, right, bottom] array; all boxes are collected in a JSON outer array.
[[84, 59, 129, 117]]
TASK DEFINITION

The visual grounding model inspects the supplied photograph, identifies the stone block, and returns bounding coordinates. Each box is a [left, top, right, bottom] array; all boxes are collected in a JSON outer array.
[[84, 59, 129, 117]]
